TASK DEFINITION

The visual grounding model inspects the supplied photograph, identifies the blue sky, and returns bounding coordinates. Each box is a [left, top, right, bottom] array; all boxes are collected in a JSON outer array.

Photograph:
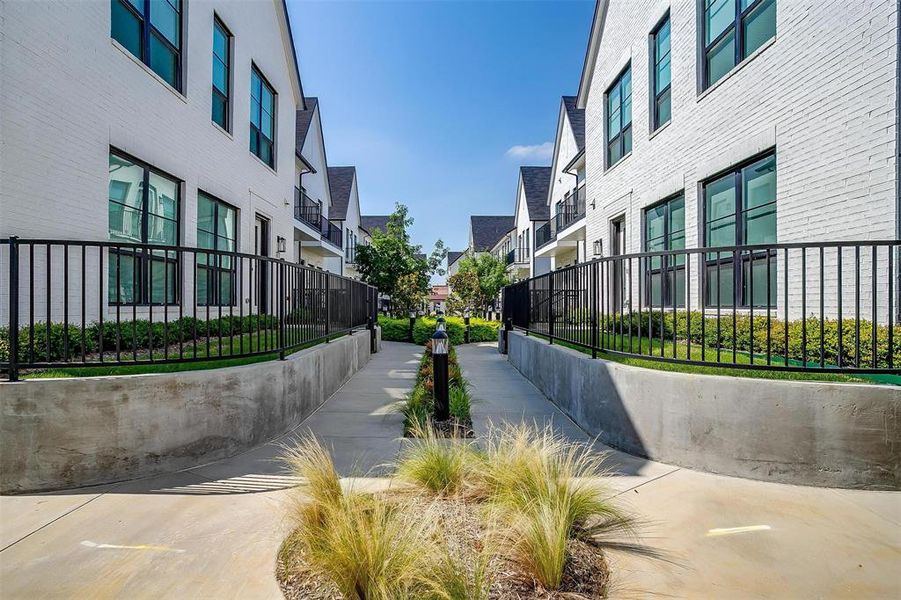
[[287, 0, 595, 271]]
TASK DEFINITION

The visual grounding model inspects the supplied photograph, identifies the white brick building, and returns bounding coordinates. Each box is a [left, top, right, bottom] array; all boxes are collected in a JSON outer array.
[[569, 0, 898, 320], [0, 0, 366, 324]]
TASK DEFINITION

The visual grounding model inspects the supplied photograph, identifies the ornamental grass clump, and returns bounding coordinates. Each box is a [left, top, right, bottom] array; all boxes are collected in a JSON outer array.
[[283, 436, 439, 599], [396, 421, 484, 496], [479, 424, 641, 591]]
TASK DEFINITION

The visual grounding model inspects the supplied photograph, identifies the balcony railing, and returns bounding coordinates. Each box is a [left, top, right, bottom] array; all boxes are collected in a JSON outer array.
[[503, 240, 901, 376], [535, 221, 553, 249], [554, 185, 587, 234], [321, 216, 343, 248], [0, 237, 378, 380], [505, 248, 530, 266], [295, 187, 322, 229]]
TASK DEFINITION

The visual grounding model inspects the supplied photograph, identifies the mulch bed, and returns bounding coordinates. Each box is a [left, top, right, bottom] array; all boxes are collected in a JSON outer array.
[[403, 417, 475, 439], [276, 493, 609, 599]]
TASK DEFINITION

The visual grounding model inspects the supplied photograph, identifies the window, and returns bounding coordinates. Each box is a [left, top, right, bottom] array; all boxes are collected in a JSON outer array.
[[197, 193, 237, 306], [212, 17, 231, 131], [250, 66, 276, 168], [703, 152, 776, 307], [111, 0, 182, 90], [702, 0, 776, 89], [605, 65, 632, 166], [345, 228, 357, 263], [644, 194, 685, 306], [108, 150, 180, 305], [651, 15, 671, 130]]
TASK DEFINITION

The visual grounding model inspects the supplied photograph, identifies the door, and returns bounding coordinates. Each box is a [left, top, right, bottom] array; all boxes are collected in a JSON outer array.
[[255, 215, 270, 314], [610, 216, 625, 313]]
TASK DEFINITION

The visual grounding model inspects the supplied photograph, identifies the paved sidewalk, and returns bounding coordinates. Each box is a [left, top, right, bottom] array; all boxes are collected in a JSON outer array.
[[456, 342, 901, 599], [0, 341, 419, 599]]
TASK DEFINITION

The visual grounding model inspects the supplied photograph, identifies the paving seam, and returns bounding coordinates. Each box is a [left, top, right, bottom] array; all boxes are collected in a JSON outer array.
[[0, 493, 105, 553]]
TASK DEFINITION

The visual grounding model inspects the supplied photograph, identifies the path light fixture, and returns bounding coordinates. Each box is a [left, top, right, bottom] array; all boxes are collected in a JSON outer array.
[[436, 311, 446, 332], [431, 328, 450, 421], [408, 310, 416, 343], [463, 309, 471, 344]]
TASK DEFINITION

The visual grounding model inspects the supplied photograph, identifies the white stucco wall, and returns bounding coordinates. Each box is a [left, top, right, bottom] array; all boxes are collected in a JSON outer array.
[[582, 0, 899, 320]]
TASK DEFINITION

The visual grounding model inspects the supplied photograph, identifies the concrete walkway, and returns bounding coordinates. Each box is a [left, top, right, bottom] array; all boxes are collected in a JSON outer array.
[[0, 341, 420, 599], [456, 342, 901, 599]]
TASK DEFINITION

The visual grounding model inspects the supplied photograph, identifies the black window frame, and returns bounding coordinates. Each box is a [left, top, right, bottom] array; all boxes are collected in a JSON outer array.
[[108, 148, 182, 307], [701, 0, 776, 91], [642, 192, 685, 308], [701, 150, 777, 308], [196, 191, 238, 307], [211, 15, 232, 132], [604, 63, 632, 168], [110, 0, 183, 92], [650, 13, 672, 131], [250, 64, 277, 169]]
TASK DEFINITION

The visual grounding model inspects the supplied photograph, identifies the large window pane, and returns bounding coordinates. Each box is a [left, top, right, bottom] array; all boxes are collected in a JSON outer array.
[[705, 174, 736, 222], [212, 94, 228, 129], [705, 0, 736, 44], [148, 172, 178, 221], [744, 255, 776, 306], [112, 0, 143, 58], [742, 0, 776, 58], [149, 33, 178, 87], [706, 261, 735, 307], [742, 155, 776, 209], [706, 30, 736, 86], [655, 89, 671, 128], [149, 0, 179, 47], [109, 252, 139, 304]]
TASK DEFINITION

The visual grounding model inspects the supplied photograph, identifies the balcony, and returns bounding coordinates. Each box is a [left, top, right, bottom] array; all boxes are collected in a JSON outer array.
[[320, 216, 343, 248], [295, 187, 343, 250], [505, 247, 530, 266], [536, 185, 586, 252]]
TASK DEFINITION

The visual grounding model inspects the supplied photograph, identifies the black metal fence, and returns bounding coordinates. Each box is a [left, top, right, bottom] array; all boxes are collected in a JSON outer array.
[[1, 238, 378, 380], [502, 240, 901, 375]]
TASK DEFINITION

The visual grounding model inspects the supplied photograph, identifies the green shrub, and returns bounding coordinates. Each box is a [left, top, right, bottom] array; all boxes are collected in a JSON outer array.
[[377, 316, 500, 344]]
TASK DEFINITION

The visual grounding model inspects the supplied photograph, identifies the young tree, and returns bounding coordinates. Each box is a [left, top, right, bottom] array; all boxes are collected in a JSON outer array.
[[354, 203, 446, 316], [448, 253, 510, 314]]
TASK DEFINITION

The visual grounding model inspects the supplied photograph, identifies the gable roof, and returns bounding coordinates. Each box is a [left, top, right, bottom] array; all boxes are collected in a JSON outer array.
[[295, 97, 318, 152], [520, 167, 552, 221], [562, 96, 586, 152], [470, 216, 515, 252], [277, 0, 306, 108], [576, 0, 608, 108], [361, 215, 390, 234], [327, 166, 355, 221], [447, 251, 464, 267]]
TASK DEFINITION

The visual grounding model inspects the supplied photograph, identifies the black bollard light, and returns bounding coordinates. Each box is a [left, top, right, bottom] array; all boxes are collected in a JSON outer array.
[[408, 310, 416, 343], [431, 328, 450, 421], [436, 310, 446, 332], [464, 309, 471, 344]]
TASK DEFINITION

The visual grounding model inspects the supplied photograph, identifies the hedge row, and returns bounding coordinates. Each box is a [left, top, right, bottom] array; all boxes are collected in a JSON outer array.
[[0, 314, 280, 363], [378, 316, 500, 345], [571, 311, 900, 368]]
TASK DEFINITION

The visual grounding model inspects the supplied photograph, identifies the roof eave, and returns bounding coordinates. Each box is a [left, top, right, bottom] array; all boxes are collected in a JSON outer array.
[[562, 148, 586, 174], [576, 0, 608, 109]]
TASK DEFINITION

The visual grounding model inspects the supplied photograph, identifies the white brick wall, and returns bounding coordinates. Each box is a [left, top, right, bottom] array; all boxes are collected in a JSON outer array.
[[582, 0, 899, 321], [0, 0, 304, 322]]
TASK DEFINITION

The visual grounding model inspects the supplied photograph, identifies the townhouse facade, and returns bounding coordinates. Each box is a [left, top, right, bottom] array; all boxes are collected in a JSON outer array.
[[294, 98, 347, 273], [534, 0, 899, 321], [327, 166, 370, 279], [0, 0, 374, 325], [534, 97, 588, 271], [510, 166, 552, 279]]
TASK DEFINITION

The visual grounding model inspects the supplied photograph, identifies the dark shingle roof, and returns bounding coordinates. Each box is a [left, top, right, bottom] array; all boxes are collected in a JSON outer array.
[[447, 251, 464, 267], [295, 97, 318, 151], [520, 167, 551, 220], [470, 216, 515, 252], [563, 96, 585, 152], [361, 215, 390, 234], [327, 166, 355, 221]]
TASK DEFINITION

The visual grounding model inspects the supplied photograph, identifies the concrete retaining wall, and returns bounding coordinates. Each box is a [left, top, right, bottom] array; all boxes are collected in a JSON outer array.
[[0, 328, 381, 493], [507, 331, 901, 490]]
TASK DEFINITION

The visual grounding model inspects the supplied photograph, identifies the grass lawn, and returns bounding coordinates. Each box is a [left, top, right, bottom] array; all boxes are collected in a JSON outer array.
[[526, 331, 900, 385], [23, 330, 348, 379]]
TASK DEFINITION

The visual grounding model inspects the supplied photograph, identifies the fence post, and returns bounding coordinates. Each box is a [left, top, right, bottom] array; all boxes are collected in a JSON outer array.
[[590, 262, 598, 359], [548, 272, 555, 345], [8, 236, 19, 382], [278, 261, 286, 359], [325, 274, 330, 342]]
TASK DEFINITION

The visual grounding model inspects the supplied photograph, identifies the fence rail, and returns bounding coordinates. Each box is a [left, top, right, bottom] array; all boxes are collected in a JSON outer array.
[[502, 240, 901, 375], [1, 238, 378, 380]]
